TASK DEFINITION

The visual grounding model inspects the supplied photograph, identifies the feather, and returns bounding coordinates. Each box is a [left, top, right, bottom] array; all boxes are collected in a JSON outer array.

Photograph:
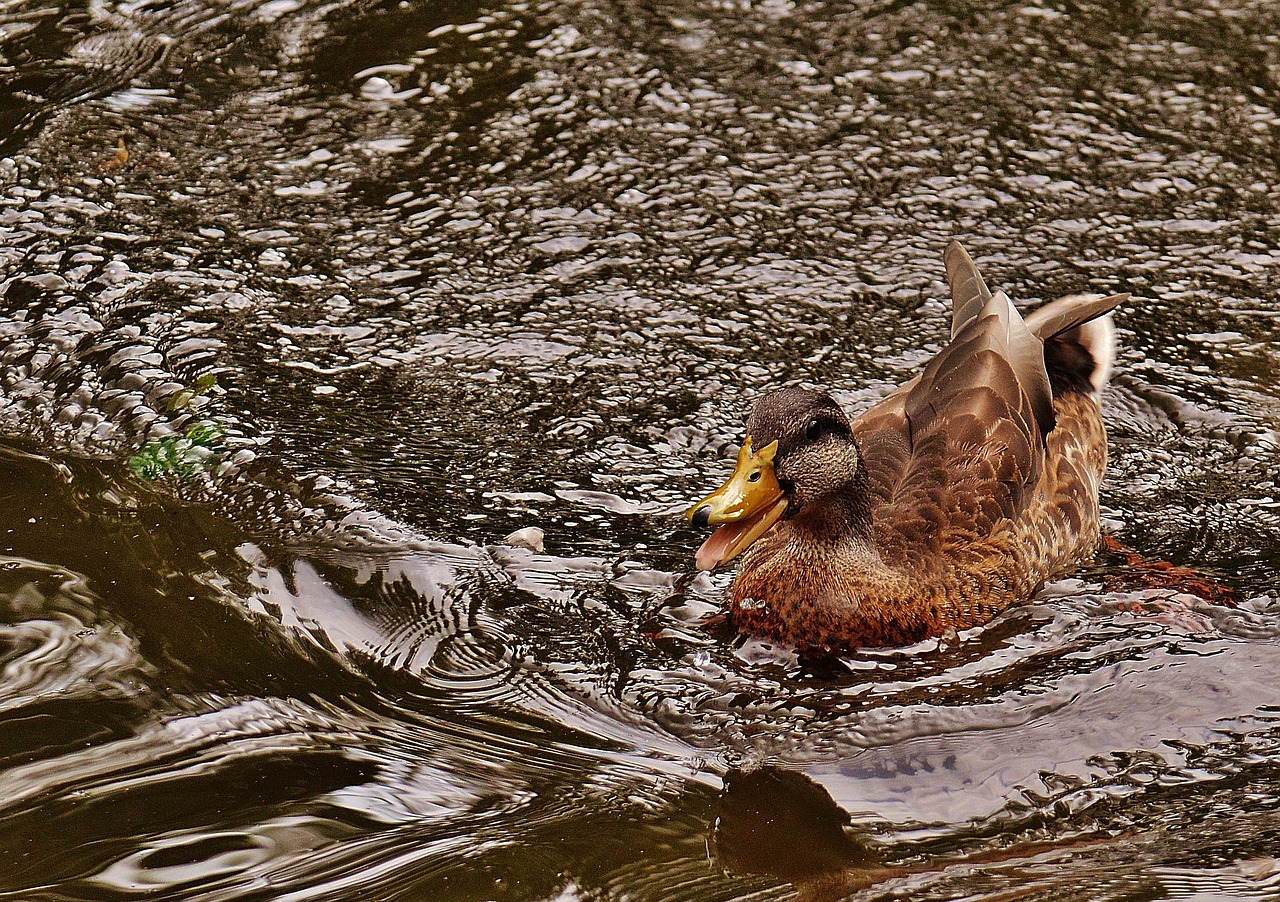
[[991, 290, 1055, 438], [1024, 292, 1127, 341], [944, 240, 993, 339], [701, 243, 1125, 652]]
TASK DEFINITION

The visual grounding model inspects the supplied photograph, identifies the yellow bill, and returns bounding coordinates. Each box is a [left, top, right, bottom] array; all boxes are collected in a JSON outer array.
[[686, 437, 788, 571]]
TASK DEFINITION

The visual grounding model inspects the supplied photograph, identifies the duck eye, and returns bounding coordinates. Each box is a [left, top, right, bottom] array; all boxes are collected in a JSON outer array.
[[805, 418, 823, 441]]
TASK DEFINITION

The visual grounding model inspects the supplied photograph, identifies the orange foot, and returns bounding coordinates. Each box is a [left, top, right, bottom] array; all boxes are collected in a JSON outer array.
[[1100, 536, 1238, 607]]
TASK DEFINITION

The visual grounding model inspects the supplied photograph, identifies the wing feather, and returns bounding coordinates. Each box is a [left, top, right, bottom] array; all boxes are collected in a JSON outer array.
[[847, 244, 1125, 565], [944, 239, 992, 339], [1024, 292, 1127, 340], [852, 266, 1056, 561]]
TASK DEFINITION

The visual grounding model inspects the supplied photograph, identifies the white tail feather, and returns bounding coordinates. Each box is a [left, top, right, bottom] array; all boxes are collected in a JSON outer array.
[[1032, 293, 1118, 395], [1074, 308, 1116, 394]]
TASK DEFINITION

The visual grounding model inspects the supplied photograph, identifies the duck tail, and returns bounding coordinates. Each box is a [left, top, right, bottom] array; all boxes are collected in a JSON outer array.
[[1025, 293, 1125, 397], [942, 241, 1125, 397]]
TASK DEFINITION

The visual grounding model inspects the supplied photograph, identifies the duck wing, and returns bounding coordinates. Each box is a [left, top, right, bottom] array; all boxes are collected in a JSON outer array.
[[851, 244, 1058, 559], [944, 239, 993, 339]]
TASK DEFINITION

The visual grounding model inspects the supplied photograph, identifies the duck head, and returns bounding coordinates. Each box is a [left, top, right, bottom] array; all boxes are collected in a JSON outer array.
[[687, 388, 861, 571]]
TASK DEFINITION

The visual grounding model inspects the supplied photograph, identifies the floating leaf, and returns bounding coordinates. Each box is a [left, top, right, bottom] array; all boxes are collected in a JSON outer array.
[[185, 422, 224, 448], [168, 374, 220, 412], [128, 420, 224, 481]]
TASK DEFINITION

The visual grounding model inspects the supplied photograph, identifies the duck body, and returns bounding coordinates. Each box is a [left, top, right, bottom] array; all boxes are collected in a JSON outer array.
[[688, 242, 1126, 653]]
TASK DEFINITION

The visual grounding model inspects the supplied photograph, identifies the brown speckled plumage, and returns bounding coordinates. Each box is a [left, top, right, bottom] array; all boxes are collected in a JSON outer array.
[[698, 242, 1126, 653]]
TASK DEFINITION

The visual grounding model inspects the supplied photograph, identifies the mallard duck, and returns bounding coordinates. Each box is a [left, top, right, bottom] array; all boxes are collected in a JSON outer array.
[[687, 241, 1126, 652]]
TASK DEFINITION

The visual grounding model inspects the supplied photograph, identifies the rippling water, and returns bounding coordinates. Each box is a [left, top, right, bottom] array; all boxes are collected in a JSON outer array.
[[2, 0, 1280, 898]]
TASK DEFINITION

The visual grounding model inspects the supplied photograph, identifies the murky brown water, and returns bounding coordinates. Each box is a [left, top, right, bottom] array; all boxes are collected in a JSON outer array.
[[2, 0, 1280, 898]]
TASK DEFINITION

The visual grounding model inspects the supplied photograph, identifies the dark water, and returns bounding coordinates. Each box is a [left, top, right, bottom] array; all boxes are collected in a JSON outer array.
[[2, 0, 1280, 898]]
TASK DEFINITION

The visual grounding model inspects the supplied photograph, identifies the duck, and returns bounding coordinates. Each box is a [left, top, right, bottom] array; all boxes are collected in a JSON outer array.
[[686, 241, 1127, 653]]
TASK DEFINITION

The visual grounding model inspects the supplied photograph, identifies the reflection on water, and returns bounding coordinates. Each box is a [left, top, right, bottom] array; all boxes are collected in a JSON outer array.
[[2, 0, 1280, 898]]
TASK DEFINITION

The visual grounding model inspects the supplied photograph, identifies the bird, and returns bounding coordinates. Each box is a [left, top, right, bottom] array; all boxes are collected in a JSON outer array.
[[686, 241, 1127, 653]]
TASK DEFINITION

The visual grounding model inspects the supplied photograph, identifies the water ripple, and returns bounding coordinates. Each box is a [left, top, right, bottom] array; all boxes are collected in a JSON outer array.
[[1, 0, 1280, 897], [0, 556, 151, 710]]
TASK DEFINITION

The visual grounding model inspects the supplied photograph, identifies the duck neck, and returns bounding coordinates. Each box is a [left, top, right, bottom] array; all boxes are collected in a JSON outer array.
[[788, 477, 874, 555]]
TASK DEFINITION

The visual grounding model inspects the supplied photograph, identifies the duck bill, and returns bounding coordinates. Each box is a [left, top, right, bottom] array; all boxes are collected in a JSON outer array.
[[686, 437, 788, 571]]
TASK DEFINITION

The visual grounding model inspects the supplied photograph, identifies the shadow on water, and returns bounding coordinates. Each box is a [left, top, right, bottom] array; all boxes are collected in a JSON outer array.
[[2, 0, 1280, 898]]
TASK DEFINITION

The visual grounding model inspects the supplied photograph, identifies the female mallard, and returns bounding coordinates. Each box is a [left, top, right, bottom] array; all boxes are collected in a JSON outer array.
[[687, 242, 1126, 652]]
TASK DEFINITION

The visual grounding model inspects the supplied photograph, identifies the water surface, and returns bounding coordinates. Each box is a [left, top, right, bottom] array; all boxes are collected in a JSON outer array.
[[2, 0, 1280, 898]]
